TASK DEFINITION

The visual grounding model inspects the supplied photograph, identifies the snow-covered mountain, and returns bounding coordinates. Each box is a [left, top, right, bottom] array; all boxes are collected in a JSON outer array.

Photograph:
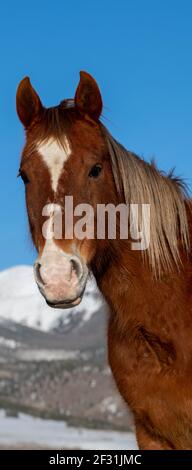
[[0, 266, 103, 331]]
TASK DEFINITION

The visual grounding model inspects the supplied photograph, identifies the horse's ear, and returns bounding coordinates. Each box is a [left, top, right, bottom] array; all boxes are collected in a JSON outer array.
[[16, 77, 43, 128], [75, 71, 102, 120]]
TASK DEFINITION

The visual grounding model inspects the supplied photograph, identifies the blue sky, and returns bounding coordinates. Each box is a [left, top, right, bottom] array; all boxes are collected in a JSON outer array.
[[0, 0, 192, 269]]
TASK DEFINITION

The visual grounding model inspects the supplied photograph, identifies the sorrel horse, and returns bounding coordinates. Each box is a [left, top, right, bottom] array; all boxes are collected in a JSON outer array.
[[16, 71, 192, 449]]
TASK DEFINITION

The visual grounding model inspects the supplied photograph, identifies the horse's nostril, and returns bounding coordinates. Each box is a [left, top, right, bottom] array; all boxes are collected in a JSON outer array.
[[70, 257, 83, 281], [34, 262, 45, 287]]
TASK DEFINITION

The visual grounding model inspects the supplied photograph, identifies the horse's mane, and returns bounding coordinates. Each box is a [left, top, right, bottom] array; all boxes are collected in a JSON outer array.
[[101, 125, 190, 275], [31, 99, 191, 276]]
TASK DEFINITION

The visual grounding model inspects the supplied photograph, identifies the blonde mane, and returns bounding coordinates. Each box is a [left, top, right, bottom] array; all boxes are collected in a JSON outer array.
[[102, 126, 190, 275]]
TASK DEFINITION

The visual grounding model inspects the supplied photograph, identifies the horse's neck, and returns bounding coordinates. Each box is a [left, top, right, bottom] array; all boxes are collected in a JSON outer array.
[[92, 240, 149, 311], [92, 238, 191, 334]]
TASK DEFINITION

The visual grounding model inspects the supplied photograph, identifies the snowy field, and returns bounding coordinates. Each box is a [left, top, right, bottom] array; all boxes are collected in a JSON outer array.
[[0, 411, 137, 450]]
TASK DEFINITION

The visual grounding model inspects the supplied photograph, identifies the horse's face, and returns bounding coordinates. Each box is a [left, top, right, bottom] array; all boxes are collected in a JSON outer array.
[[16, 72, 116, 308]]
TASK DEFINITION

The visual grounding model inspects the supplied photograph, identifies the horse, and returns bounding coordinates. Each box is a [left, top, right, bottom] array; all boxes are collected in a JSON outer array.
[[16, 71, 192, 449]]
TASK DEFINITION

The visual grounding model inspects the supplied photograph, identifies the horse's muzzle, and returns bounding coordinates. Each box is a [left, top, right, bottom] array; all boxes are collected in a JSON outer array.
[[34, 252, 88, 309]]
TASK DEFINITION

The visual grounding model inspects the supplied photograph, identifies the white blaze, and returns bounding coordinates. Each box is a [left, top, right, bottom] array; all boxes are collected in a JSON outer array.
[[40, 203, 68, 267], [37, 137, 71, 192]]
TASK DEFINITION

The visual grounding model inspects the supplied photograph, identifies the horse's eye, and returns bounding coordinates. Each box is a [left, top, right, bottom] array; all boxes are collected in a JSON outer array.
[[17, 169, 30, 184], [89, 164, 102, 178]]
